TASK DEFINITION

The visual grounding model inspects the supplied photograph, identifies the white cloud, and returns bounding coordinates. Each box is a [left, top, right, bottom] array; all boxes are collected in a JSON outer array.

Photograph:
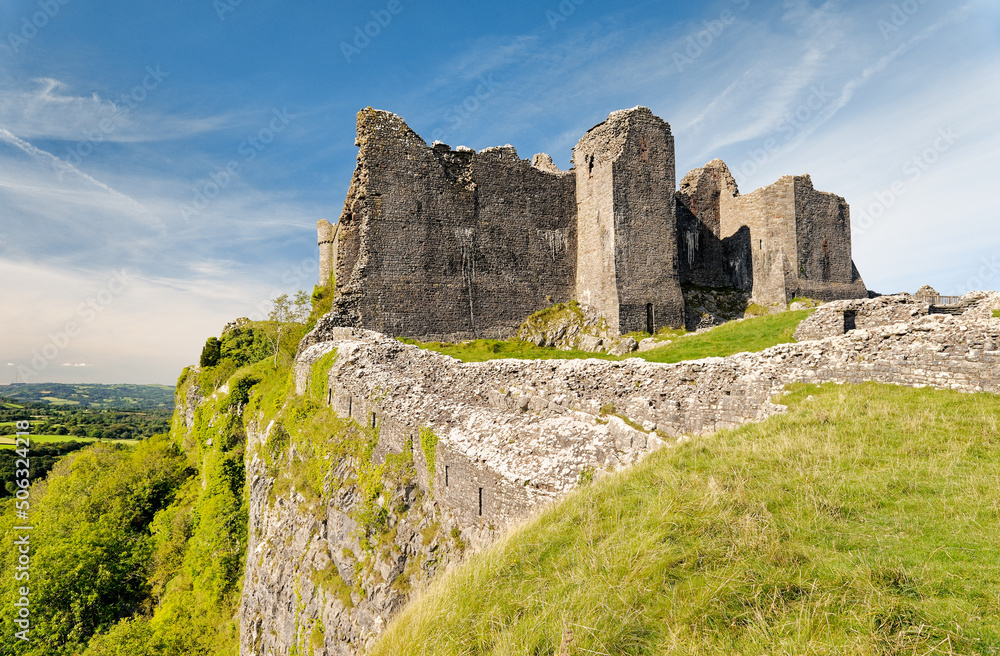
[[0, 77, 230, 143]]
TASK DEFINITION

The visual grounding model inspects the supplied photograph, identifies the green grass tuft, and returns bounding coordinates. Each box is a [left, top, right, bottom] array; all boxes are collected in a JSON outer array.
[[399, 337, 619, 362], [637, 310, 813, 363], [401, 310, 812, 365], [420, 427, 439, 486], [370, 382, 1000, 655]]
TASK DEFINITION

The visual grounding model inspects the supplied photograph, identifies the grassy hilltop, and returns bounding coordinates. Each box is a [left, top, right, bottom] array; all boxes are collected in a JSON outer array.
[[371, 382, 1000, 655]]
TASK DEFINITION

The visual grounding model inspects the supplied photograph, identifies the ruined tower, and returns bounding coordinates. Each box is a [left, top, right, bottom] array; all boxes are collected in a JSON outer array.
[[678, 159, 866, 307], [323, 106, 868, 342], [573, 107, 684, 334], [317, 219, 335, 287]]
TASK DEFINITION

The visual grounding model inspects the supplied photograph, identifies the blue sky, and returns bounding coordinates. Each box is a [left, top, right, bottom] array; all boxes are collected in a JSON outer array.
[[1, 0, 998, 384]]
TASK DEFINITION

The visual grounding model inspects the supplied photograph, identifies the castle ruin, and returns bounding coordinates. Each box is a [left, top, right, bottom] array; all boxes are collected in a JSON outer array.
[[319, 107, 867, 341]]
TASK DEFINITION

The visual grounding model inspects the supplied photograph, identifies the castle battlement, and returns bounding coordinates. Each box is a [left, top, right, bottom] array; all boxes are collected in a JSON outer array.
[[318, 107, 867, 341]]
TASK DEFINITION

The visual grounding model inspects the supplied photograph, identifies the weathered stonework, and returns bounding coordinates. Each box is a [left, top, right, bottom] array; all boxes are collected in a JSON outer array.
[[300, 292, 1000, 531], [679, 159, 867, 308], [329, 109, 576, 342], [324, 107, 867, 341], [245, 291, 1000, 655], [317, 219, 336, 287], [573, 107, 683, 333]]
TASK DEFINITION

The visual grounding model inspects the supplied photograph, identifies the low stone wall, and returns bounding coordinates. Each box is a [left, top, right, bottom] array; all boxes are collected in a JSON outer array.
[[297, 292, 1000, 534], [793, 294, 930, 341]]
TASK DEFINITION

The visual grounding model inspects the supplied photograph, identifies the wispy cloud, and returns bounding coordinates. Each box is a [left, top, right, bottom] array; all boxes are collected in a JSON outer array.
[[0, 127, 160, 229], [0, 77, 231, 143]]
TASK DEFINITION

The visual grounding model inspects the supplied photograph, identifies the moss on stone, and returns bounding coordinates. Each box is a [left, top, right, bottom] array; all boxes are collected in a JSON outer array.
[[311, 563, 354, 610], [419, 427, 439, 487]]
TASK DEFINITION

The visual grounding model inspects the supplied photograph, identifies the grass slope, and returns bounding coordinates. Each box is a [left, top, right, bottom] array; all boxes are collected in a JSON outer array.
[[402, 310, 813, 364], [639, 310, 811, 364], [371, 382, 1000, 655]]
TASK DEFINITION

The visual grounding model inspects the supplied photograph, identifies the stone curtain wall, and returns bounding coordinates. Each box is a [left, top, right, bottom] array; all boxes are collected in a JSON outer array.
[[790, 176, 868, 301], [300, 293, 1000, 535], [675, 159, 868, 307], [721, 175, 797, 307], [331, 109, 576, 342], [268, 293, 1000, 653], [793, 295, 930, 341], [328, 106, 869, 340]]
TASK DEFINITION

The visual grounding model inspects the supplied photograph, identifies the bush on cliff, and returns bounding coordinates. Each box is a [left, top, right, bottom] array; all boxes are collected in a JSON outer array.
[[370, 382, 1000, 655]]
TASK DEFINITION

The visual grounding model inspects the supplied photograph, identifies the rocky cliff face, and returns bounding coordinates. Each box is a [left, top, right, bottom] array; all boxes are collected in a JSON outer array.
[[239, 412, 469, 655], [236, 291, 1000, 656]]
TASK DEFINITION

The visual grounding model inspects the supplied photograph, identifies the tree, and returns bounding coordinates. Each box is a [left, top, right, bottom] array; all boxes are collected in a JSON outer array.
[[199, 337, 221, 368], [263, 291, 311, 365]]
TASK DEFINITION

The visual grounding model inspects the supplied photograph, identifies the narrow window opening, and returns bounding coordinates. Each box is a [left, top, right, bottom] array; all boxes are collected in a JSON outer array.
[[645, 303, 654, 335], [348, 397, 352, 418], [759, 239, 763, 250], [445, 465, 450, 487], [371, 412, 377, 429], [588, 155, 594, 176], [843, 310, 857, 333], [478, 487, 483, 516], [327, 388, 332, 406]]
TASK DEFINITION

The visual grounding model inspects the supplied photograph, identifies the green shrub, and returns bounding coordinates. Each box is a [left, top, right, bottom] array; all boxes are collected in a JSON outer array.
[[199, 337, 221, 368], [220, 323, 271, 368], [0, 436, 191, 655]]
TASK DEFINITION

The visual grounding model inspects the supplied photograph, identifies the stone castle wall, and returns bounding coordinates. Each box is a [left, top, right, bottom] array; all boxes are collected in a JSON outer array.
[[790, 177, 866, 301], [332, 109, 576, 342], [682, 162, 867, 307], [325, 107, 868, 340], [262, 292, 1000, 654], [298, 293, 1000, 534], [676, 160, 752, 290]]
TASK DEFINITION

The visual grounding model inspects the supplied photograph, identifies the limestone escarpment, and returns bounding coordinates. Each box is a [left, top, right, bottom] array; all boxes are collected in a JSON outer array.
[[241, 292, 1000, 655], [239, 414, 469, 656]]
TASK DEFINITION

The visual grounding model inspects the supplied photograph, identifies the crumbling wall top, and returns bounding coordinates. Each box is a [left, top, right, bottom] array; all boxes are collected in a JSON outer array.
[[355, 107, 425, 149]]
